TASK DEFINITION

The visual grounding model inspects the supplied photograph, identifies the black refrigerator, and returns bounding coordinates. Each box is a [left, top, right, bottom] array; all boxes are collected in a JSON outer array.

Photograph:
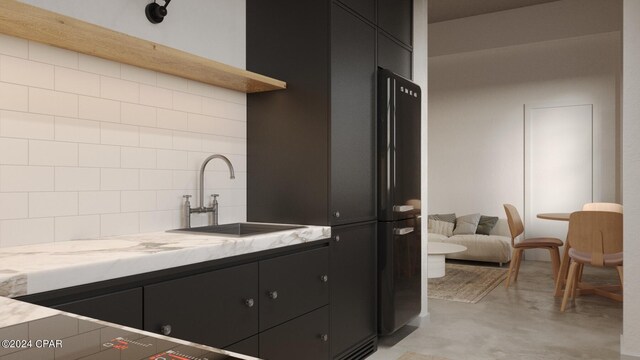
[[377, 67, 422, 335]]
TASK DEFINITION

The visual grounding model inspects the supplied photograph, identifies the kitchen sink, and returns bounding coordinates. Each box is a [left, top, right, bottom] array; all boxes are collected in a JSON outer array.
[[168, 222, 306, 237]]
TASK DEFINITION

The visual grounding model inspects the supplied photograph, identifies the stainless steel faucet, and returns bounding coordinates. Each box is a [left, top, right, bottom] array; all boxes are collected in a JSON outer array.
[[183, 154, 235, 228]]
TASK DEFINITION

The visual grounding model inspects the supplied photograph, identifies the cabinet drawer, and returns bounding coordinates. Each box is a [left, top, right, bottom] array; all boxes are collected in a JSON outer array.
[[259, 247, 329, 331], [54, 288, 142, 329], [260, 306, 329, 360], [225, 335, 259, 358], [144, 262, 259, 348]]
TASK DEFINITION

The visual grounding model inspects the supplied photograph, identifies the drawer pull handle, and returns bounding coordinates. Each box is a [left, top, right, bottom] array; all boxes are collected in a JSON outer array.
[[245, 298, 255, 307], [160, 324, 172, 336], [320, 274, 329, 283], [333, 211, 340, 218], [320, 334, 329, 342], [268, 291, 278, 300], [335, 235, 340, 242], [394, 227, 414, 236]]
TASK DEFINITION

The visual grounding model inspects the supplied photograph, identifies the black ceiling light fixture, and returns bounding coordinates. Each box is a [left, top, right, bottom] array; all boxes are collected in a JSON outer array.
[[145, 0, 172, 24]]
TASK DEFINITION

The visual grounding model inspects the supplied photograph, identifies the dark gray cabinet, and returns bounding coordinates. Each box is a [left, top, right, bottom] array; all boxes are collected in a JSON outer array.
[[330, 223, 377, 358], [260, 306, 330, 360], [377, 0, 412, 46], [338, 0, 374, 22], [378, 32, 412, 79], [226, 335, 259, 358], [53, 288, 143, 330], [260, 247, 330, 331], [143, 263, 259, 349], [247, 1, 376, 227]]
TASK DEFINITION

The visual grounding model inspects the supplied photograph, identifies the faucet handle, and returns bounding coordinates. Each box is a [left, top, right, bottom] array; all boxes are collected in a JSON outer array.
[[183, 195, 192, 202], [211, 194, 219, 200]]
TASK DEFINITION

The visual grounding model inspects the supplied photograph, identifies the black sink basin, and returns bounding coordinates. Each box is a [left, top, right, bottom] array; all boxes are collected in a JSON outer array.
[[169, 223, 306, 237]]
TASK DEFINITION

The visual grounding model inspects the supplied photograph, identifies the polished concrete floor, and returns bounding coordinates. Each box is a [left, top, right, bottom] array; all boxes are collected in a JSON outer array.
[[370, 260, 625, 360]]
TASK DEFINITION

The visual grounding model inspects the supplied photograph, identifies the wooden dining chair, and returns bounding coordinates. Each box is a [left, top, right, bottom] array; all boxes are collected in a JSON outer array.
[[561, 211, 623, 311], [503, 204, 563, 288], [582, 202, 623, 213]]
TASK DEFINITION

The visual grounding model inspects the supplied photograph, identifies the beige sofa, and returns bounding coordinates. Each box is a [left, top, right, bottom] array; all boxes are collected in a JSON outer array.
[[428, 219, 513, 264]]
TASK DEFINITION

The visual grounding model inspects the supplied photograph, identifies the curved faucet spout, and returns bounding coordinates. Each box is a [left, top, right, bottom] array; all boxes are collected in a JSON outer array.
[[199, 154, 235, 208]]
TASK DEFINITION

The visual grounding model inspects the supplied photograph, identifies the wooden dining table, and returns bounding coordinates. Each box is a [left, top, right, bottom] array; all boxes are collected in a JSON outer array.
[[537, 212, 622, 298]]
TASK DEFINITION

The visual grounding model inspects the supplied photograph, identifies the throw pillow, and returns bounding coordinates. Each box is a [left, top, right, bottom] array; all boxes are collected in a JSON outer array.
[[427, 213, 456, 224], [476, 215, 499, 235], [453, 213, 481, 235], [428, 219, 454, 237]]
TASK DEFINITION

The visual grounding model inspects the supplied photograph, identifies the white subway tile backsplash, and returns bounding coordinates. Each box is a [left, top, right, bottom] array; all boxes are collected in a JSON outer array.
[[173, 130, 202, 151], [100, 122, 139, 147], [139, 210, 176, 232], [140, 169, 173, 190], [0, 34, 247, 247], [55, 215, 100, 241], [78, 54, 121, 78], [29, 192, 78, 218], [157, 149, 188, 170], [55, 167, 100, 191], [0, 138, 28, 165], [0, 55, 54, 89], [0, 218, 54, 247], [121, 147, 157, 169], [1, 111, 54, 140], [121, 64, 157, 86], [173, 91, 202, 113], [55, 67, 100, 96], [100, 76, 140, 103], [79, 144, 120, 168], [79, 96, 120, 123], [139, 127, 173, 149], [202, 97, 246, 121], [0, 193, 28, 220], [202, 135, 246, 155], [29, 140, 78, 166], [29, 42, 78, 68], [172, 170, 197, 190], [156, 73, 188, 92], [79, 191, 120, 215], [100, 212, 139, 237], [121, 191, 157, 212], [140, 84, 172, 108], [0, 83, 28, 112], [29, 88, 78, 117], [121, 103, 156, 127], [101, 168, 139, 191], [0, 165, 54, 192], [54, 117, 100, 143], [157, 108, 188, 131], [0, 34, 28, 58]]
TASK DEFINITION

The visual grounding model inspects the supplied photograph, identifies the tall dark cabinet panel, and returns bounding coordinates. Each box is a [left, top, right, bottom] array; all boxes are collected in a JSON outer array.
[[377, 0, 412, 46], [330, 222, 377, 359], [338, 0, 375, 22], [330, 5, 377, 226], [247, 0, 330, 226], [248, 1, 412, 358], [378, 33, 412, 79]]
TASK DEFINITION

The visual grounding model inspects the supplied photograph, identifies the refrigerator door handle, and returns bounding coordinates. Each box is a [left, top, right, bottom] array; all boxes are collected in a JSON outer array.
[[393, 227, 414, 236], [393, 205, 414, 213]]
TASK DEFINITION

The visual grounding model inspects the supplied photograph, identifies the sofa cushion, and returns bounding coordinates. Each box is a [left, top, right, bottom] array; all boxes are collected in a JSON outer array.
[[476, 215, 499, 235], [453, 213, 481, 235], [427, 232, 449, 242], [429, 219, 454, 237]]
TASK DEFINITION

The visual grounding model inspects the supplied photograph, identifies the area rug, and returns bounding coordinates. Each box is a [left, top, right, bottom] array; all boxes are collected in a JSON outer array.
[[397, 352, 451, 360], [428, 264, 507, 303]]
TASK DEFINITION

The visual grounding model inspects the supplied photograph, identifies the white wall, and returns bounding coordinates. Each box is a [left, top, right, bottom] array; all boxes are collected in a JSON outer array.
[[18, 0, 245, 68], [428, 0, 621, 223], [621, 0, 640, 356], [412, 0, 429, 321], [0, 1, 247, 247]]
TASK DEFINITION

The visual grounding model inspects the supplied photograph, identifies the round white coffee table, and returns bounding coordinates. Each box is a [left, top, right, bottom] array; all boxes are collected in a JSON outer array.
[[427, 242, 467, 278]]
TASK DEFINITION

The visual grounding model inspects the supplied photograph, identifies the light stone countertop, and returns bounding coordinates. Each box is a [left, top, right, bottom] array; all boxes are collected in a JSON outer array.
[[0, 224, 331, 298]]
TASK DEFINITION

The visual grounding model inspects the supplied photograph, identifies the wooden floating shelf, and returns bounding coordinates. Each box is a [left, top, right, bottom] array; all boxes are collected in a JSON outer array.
[[0, 0, 286, 93]]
